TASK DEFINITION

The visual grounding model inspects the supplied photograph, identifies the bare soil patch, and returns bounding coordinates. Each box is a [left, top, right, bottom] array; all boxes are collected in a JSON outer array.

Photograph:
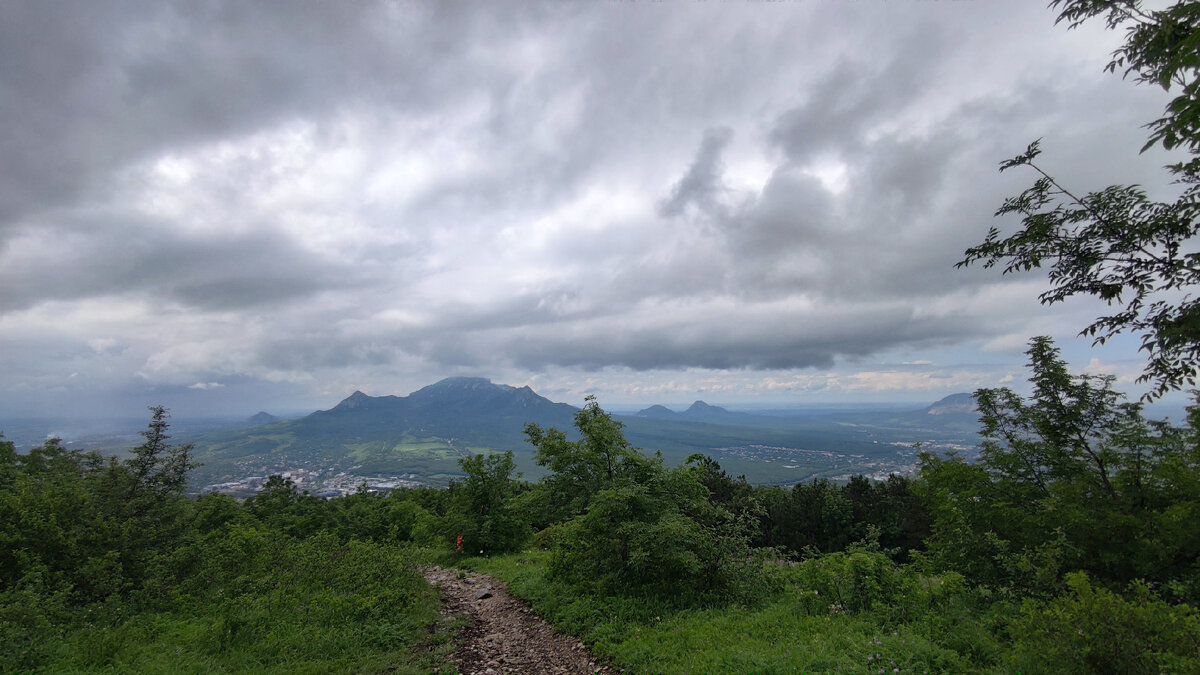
[[423, 566, 612, 675]]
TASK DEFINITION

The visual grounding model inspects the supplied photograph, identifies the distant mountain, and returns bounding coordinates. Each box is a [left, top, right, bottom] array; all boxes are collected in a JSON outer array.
[[186, 378, 580, 489], [925, 393, 977, 416], [334, 391, 376, 410], [246, 411, 279, 426], [680, 400, 758, 424], [183, 380, 984, 493], [634, 404, 678, 419], [303, 377, 577, 430], [633, 400, 763, 425], [407, 377, 566, 416]]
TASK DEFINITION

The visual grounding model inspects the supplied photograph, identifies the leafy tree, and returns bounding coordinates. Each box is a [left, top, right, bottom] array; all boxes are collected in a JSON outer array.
[[449, 450, 530, 555], [0, 434, 16, 490], [959, 0, 1200, 399], [918, 337, 1200, 595], [128, 405, 197, 502], [0, 439, 98, 595], [523, 395, 659, 522], [690, 454, 757, 517], [244, 475, 333, 537], [0, 407, 205, 607], [754, 479, 854, 554], [529, 399, 763, 600], [843, 474, 931, 559], [190, 492, 246, 535]]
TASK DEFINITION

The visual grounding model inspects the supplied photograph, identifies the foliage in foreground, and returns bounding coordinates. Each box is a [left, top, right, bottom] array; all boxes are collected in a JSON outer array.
[[959, 0, 1200, 399], [3, 533, 448, 674], [6, 339, 1200, 672], [919, 337, 1200, 600], [452, 339, 1200, 674], [522, 396, 767, 603], [464, 544, 1200, 675], [0, 413, 451, 674]]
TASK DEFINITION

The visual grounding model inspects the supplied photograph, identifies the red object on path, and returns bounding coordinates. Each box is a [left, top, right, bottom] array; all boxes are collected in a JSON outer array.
[[456, 533, 464, 553]]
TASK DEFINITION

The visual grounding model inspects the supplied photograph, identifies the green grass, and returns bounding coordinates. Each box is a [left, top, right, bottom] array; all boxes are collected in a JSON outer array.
[[454, 551, 1006, 675], [9, 539, 457, 674]]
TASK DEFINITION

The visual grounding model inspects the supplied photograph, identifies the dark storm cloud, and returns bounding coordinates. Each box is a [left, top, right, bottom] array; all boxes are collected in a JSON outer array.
[[0, 213, 354, 312], [406, 298, 989, 373]]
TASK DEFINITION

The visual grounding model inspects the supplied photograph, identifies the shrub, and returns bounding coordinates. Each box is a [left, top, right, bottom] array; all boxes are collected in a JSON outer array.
[[792, 548, 902, 615], [1007, 572, 1200, 674]]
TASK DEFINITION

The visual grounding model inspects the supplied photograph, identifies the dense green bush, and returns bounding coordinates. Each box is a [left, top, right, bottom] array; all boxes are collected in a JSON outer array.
[[547, 480, 743, 599], [787, 544, 968, 623], [1007, 572, 1200, 675], [526, 399, 765, 602], [0, 412, 453, 673]]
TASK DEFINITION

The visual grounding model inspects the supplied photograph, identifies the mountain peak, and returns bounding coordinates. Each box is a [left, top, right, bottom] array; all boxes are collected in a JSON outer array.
[[433, 376, 493, 387], [685, 400, 734, 417], [309, 378, 575, 432], [410, 377, 497, 398], [246, 411, 279, 426], [634, 404, 678, 419], [404, 377, 569, 414], [335, 390, 372, 409], [926, 393, 977, 415]]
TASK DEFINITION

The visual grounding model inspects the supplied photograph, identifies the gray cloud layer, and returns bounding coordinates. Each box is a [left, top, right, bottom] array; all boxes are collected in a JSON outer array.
[[0, 1, 1179, 414]]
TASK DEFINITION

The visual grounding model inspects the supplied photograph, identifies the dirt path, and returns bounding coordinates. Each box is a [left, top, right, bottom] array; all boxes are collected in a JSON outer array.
[[423, 566, 611, 675]]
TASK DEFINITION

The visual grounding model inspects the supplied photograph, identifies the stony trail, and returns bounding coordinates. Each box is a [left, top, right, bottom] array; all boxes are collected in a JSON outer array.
[[423, 566, 612, 675]]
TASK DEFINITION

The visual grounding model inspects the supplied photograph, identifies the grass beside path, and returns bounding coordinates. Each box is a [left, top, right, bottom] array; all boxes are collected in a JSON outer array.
[[455, 550, 1003, 675], [11, 539, 458, 674]]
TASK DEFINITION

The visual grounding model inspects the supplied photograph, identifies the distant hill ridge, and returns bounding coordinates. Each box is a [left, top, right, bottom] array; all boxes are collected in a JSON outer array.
[[309, 377, 577, 428], [634, 393, 979, 425], [246, 411, 279, 426], [185, 380, 983, 491], [634, 400, 758, 424], [925, 393, 977, 416]]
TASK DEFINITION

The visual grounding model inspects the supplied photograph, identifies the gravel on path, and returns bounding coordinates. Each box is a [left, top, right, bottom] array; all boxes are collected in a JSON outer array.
[[423, 566, 613, 675]]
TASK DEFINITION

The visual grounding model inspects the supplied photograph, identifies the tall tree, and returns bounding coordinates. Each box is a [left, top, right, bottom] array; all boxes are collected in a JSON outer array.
[[959, 0, 1200, 399], [524, 395, 658, 522], [450, 451, 530, 554], [918, 338, 1200, 594]]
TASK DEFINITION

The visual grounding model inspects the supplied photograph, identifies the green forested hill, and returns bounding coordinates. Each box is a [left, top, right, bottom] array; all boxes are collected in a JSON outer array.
[[186, 377, 582, 489]]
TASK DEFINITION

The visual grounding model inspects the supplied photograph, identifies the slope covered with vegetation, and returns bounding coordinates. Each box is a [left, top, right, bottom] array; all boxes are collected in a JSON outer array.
[[4, 337, 1200, 672]]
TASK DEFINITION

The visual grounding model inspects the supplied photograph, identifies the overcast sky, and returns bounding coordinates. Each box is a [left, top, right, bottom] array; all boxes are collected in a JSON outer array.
[[0, 0, 1187, 418]]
